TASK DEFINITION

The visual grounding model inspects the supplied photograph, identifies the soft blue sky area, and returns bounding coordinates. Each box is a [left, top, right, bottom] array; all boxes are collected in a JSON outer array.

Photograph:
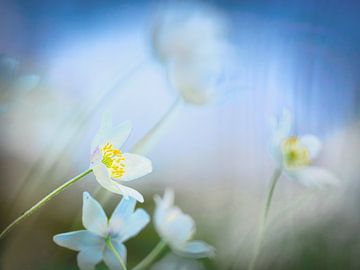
[[0, 0, 359, 181]]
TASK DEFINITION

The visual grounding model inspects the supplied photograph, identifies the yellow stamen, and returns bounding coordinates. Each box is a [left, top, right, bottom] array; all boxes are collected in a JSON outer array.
[[100, 142, 125, 179], [281, 136, 310, 169]]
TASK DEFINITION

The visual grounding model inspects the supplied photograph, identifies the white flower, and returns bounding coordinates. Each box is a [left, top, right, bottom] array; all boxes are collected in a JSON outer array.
[[54, 192, 150, 270], [151, 2, 225, 65], [270, 109, 339, 188], [90, 115, 152, 202], [151, 2, 231, 105], [154, 189, 215, 258]]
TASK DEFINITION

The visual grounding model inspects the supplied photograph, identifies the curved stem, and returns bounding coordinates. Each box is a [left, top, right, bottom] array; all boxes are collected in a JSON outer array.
[[105, 238, 127, 270], [7, 59, 145, 215], [130, 97, 184, 156], [0, 168, 92, 240], [247, 167, 282, 270], [132, 241, 167, 270]]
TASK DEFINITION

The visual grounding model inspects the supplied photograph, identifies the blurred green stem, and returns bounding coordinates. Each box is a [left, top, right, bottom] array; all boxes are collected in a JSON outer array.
[[132, 241, 167, 270], [130, 97, 184, 155], [247, 167, 282, 270], [0, 168, 92, 240], [105, 238, 127, 270]]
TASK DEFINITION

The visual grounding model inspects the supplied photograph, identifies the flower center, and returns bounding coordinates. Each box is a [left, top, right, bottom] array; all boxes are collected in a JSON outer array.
[[100, 142, 125, 179], [281, 136, 310, 169]]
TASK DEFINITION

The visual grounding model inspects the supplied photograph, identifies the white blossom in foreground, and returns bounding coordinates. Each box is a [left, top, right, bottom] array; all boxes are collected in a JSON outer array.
[[154, 189, 215, 258], [270, 109, 339, 188], [90, 115, 152, 202], [151, 2, 232, 105], [54, 192, 149, 270]]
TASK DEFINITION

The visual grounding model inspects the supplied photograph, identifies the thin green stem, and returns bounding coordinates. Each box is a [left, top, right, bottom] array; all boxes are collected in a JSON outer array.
[[105, 238, 127, 270], [132, 241, 167, 270], [247, 167, 282, 270], [7, 59, 145, 215], [130, 97, 183, 156], [0, 168, 92, 240]]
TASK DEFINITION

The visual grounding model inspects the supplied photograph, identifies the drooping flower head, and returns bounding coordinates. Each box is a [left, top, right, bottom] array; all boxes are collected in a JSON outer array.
[[270, 109, 339, 188], [151, 2, 232, 105], [154, 189, 215, 258], [90, 114, 152, 202], [54, 192, 149, 270]]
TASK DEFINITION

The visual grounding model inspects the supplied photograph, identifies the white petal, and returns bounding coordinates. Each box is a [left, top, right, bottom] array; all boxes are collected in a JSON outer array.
[[154, 188, 174, 208], [118, 185, 145, 203], [108, 121, 132, 149], [109, 197, 137, 232], [154, 189, 175, 233], [77, 246, 103, 270], [93, 164, 144, 202], [287, 166, 339, 188], [82, 192, 108, 237], [91, 115, 131, 153], [53, 230, 103, 251], [270, 108, 292, 144], [269, 109, 293, 167], [90, 112, 113, 153], [174, 240, 215, 259], [118, 209, 150, 242], [103, 241, 127, 270], [299, 134, 322, 160], [157, 206, 195, 247], [120, 153, 152, 182]]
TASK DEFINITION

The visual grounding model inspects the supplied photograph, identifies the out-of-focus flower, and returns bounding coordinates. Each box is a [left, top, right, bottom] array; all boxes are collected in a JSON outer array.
[[151, 2, 232, 105], [54, 192, 149, 270], [90, 115, 152, 202], [0, 55, 39, 113], [151, 253, 204, 270], [270, 109, 339, 188], [154, 189, 215, 258]]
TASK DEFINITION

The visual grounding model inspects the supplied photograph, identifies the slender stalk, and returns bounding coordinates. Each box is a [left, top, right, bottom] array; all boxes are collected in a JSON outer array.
[[247, 167, 282, 270], [8, 60, 145, 214], [130, 97, 183, 155], [105, 238, 127, 270], [132, 241, 167, 270], [0, 168, 92, 240]]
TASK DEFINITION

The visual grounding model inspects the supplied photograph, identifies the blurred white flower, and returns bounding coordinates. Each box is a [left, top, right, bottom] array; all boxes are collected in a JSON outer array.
[[90, 115, 152, 202], [0, 55, 39, 113], [154, 189, 215, 258], [151, 2, 232, 105], [54, 192, 149, 270], [151, 253, 204, 270], [270, 109, 339, 188]]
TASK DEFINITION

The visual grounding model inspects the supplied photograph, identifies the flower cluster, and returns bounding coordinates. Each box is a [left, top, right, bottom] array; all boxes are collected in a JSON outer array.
[[54, 190, 214, 270], [0, 2, 342, 270]]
